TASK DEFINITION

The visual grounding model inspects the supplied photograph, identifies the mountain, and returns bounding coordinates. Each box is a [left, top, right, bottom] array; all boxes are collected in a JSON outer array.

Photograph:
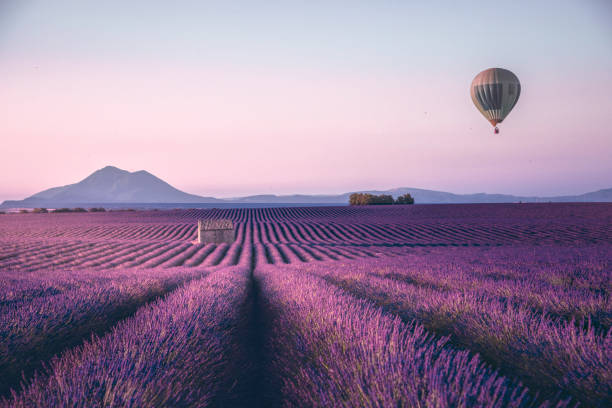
[[550, 188, 612, 202], [1, 166, 221, 207], [1, 165, 610, 208], [228, 187, 612, 204]]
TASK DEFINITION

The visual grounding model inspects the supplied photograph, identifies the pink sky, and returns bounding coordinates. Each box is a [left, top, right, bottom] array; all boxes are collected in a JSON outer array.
[[1, 1, 611, 201]]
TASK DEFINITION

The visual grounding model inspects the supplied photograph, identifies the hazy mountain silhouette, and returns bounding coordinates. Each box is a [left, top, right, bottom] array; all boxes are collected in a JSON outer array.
[[2, 165, 610, 208], [230, 187, 612, 204], [3, 166, 221, 206]]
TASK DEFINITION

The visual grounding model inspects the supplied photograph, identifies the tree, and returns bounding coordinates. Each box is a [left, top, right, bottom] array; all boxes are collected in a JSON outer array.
[[394, 193, 415, 205], [371, 194, 394, 205], [349, 193, 362, 205], [349, 193, 395, 205], [349, 193, 373, 205]]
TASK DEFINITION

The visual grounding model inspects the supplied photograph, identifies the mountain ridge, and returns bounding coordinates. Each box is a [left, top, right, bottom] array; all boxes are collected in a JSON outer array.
[[3, 166, 222, 206], [2, 166, 611, 208], [226, 187, 612, 204]]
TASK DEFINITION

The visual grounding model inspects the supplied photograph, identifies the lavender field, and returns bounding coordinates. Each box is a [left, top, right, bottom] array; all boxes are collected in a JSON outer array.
[[0, 203, 610, 407]]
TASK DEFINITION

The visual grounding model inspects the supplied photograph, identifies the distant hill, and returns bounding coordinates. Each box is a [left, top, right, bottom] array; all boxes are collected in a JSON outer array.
[[1, 166, 222, 207], [228, 187, 612, 204], [2, 165, 610, 208]]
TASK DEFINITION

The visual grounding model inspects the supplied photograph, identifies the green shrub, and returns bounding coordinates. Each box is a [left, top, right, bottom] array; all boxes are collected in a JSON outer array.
[[52, 208, 72, 213], [88, 207, 106, 212], [32, 208, 49, 213], [19, 209, 29, 214]]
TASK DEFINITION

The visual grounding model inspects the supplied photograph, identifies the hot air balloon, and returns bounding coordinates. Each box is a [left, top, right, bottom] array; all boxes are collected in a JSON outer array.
[[470, 68, 520, 134]]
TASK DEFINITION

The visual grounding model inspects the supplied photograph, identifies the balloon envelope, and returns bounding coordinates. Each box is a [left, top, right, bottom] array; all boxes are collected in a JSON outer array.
[[470, 68, 520, 127]]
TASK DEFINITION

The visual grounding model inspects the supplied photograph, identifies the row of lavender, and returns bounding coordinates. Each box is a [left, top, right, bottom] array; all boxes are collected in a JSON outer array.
[[1, 204, 610, 244], [290, 246, 611, 407], [0, 233, 601, 271], [255, 264, 562, 407], [6, 219, 602, 245], [348, 245, 611, 328], [0, 231, 257, 400], [0, 266, 206, 396], [2, 213, 610, 273], [32, 202, 610, 223], [0, 230, 377, 396], [3, 266, 253, 407], [0, 205, 609, 406], [0, 220, 411, 272], [3, 262, 581, 407]]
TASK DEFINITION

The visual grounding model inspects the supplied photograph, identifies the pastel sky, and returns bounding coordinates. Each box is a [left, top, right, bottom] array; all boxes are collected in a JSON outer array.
[[1, 0, 611, 200]]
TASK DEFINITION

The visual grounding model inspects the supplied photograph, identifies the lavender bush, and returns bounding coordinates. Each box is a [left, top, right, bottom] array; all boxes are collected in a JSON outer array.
[[0, 267, 204, 397], [255, 264, 569, 407], [0, 204, 609, 406], [298, 257, 611, 406], [2, 266, 251, 407]]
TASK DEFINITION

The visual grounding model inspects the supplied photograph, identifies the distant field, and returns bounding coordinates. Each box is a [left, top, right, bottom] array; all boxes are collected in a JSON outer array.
[[0, 203, 610, 407], [1, 203, 610, 270]]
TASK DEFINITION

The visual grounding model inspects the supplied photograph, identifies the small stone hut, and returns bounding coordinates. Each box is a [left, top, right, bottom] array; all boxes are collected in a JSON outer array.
[[198, 219, 235, 244]]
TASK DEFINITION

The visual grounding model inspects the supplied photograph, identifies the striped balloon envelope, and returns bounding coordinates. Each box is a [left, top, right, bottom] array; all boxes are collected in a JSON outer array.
[[470, 68, 520, 134]]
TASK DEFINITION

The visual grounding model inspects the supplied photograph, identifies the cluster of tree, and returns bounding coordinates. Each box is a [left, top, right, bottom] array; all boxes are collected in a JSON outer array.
[[19, 207, 108, 214], [349, 193, 415, 206], [395, 193, 415, 204], [349, 193, 394, 205], [52, 208, 88, 213]]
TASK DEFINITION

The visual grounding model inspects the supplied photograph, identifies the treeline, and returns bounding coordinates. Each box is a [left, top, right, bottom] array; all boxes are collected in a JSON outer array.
[[19, 207, 108, 214], [349, 193, 415, 206]]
